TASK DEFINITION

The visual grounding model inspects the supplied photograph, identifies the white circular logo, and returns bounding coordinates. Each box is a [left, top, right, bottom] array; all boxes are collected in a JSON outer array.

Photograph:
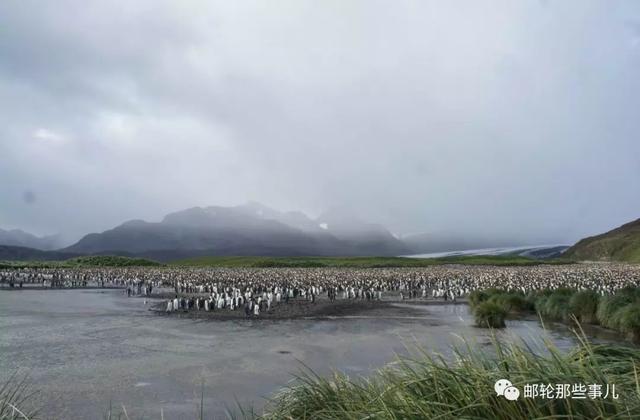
[[494, 379, 512, 396], [504, 385, 520, 401]]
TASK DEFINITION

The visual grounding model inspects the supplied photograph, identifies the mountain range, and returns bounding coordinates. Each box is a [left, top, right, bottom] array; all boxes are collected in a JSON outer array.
[[1, 203, 412, 261], [0, 245, 78, 261], [0, 228, 65, 250], [5, 202, 633, 263]]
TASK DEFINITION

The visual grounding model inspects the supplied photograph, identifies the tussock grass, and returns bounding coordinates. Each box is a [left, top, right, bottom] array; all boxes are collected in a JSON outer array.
[[617, 305, 640, 342], [488, 292, 534, 313], [469, 288, 501, 308], [260, 329, 640, 420], [0, 374, 38, 420], [568, 290, 600, 324], [469, 289, 533, 327], [536, 288, 574, 321], [471, 287, 640, 342], [473, 301, 507, 328]]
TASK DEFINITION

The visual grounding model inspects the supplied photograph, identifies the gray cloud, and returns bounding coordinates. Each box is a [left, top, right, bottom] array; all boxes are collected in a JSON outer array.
[[1, 0, 639, 245]]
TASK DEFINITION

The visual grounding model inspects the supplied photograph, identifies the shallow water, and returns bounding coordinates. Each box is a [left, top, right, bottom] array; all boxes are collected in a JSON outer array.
[[0, 289, 626, 419]]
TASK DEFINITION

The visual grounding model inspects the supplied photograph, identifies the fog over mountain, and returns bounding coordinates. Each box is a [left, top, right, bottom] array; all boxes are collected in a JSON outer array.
[[0, 228, 65, 250], [61, 202, 410, 260], [2, 1, 640, 246], [0, 201, 570, 260]]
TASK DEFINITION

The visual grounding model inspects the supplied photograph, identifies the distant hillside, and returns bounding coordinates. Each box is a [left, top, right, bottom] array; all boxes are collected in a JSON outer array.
[[0, 245, 79, 261], [564, 218, 640, 262], [63, 203, 410, 260], [0, 228, 65, 250]]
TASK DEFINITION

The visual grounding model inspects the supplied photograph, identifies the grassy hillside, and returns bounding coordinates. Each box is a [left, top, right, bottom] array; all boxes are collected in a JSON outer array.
[[170, 255, 571, 268], [0, 255, 162, 269], [564, 218, 640, 262]]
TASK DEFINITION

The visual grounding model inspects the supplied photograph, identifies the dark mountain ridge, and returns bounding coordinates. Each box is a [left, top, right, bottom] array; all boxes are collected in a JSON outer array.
[[0, 245, 79, 261], [61, 203, 410, 260]]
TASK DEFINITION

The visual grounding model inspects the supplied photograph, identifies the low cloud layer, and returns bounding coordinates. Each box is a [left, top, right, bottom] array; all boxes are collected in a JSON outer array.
[[1, 0, 639, 245]]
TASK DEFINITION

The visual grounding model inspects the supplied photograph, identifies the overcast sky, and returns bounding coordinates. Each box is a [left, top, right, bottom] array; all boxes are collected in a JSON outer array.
[[1, 0, 639, 244]]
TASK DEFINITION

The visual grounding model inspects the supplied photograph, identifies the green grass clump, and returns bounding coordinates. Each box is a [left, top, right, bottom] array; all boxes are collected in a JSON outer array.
[[469, 289, 538, 326], [488, 292, 534, 313], [472, 287, 640, 343], [617, 305, 640, 342], [568, 290, 600, 324], [535, 289, 574, 321], [468, 286, 640, 343], [474, 301, 507, 328], [469, 289, 499, 308], [596, 289, 639, 330], [469, 289, 533, 312], [261, 334, 640, 420], [597, 288, 640, 336]]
